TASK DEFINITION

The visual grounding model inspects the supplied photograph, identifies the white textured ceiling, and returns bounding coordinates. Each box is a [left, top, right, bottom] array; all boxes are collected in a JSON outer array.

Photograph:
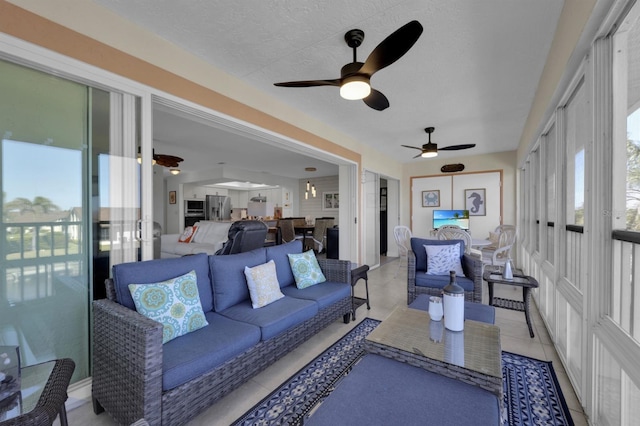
[[93, 0, 565, 177]]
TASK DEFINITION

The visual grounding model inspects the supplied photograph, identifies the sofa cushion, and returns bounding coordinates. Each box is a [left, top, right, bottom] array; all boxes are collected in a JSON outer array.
[[128, 270, 209, 344], [280, 281, 350, 309], [410, 237, 465, 272], [162, 311, 261, 391], [288, 250, 326, 289], [209, 249, 267, 311], [424, 243, 465, 277], [172, 242, 220, 257], [112, 253, 213, 312], [244, 260, 285, 309], [265, 240, 303, 288], [220, 297, 318, 340]]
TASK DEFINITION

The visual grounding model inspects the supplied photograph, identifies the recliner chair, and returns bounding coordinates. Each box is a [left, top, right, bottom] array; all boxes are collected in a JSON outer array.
[[215, 220, 268, 255]]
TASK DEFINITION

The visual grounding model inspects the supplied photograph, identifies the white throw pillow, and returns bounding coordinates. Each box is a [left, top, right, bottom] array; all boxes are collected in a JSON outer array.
[[244, 260, 285, 309], [424, 243, 466, 277]]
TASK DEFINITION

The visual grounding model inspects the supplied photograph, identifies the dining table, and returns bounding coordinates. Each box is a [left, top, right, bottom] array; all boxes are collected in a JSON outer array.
[[472, 238, 492, 248], [294, 224, 315, 250]]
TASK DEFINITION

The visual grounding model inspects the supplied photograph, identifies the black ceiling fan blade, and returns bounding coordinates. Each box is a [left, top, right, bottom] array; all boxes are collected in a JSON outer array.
[[363, 89, 389, 110], [412, 153, 423, 159], [401, 144, 423, 151], [359, 20, 423, 76], [439, 144, 476, 151], [274, 79, 341, 88]]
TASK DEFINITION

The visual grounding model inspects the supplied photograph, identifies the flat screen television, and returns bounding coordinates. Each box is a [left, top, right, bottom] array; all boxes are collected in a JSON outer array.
[[433, 209, 470, 230]]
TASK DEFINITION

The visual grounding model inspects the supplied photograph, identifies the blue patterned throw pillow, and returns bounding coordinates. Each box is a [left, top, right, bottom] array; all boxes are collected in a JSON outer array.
[[424, 243, 466, 277], [287, 250, 326, 289], [128, 270, 209, 344], [244, 260, 285, 309]]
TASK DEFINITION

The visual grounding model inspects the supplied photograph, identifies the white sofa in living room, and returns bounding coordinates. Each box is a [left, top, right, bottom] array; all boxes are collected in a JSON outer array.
[[160, 221, 232, 258]]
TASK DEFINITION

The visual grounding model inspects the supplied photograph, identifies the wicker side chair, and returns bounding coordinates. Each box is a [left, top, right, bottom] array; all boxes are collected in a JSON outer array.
[[407, 237, 482, 304], [0, 358, 75, 426]]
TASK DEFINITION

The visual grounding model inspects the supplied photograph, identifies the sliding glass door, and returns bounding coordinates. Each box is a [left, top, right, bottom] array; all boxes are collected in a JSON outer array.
[[0, 59, 141, 383]]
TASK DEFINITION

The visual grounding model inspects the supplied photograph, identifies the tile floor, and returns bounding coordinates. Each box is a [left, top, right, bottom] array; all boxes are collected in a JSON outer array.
[[61, 257, 588, 425]]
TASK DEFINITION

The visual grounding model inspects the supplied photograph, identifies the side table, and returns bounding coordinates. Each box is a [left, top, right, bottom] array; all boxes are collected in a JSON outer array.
[[483, 269, 539, 338], [350, 264, 370, 320]]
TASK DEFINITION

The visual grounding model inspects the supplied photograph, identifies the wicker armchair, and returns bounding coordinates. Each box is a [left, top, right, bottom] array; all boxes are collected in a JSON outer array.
[[407, 237, 483, 304]]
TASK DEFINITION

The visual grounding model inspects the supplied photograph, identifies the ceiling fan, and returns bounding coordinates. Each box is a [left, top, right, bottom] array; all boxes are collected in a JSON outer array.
[[402, 127, 476, 158], [138, 148, 184, 174], [274, 20, 423, 111]]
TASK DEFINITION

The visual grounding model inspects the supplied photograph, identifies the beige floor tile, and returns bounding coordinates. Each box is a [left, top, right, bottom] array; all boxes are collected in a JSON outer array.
[[67, 257, 585, 425]]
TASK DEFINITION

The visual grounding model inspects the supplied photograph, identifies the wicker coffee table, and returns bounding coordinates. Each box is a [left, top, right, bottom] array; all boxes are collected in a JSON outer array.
[[364, 306, 503, 400]]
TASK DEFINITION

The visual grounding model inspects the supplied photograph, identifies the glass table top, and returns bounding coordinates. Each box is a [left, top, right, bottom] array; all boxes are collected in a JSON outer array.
[[366, 306, 502, 378]]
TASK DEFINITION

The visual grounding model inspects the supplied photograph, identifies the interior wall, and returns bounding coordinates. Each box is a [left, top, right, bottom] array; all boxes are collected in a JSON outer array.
[[297, 175, 339, 223], [403, 150, 517, 232]]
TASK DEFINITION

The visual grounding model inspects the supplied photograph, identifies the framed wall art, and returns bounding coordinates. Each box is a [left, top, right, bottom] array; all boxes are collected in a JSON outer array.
[[422, 190, 440, 207], [169, 190, 177, 205], [465, 188, 486, 216], [323, 192, 339, 210]]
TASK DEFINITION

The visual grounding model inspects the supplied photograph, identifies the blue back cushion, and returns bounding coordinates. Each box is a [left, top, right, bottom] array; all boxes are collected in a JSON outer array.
[[112, 253, 212, 312], [266, 240, 303, 288], [209, 249, 267, 311], [410, 237, 465, 271]]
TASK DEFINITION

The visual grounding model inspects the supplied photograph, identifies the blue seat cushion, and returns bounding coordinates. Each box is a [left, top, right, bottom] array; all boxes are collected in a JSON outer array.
[[305, 354, 500, 426], [281, 282, 350, 309], [414, 273, 475, 293], [265, 240, 303, 288], [209, 249, 267, 311], [162, 311, 261, 391], [112, 253, 213, 312], [220, 296, 317, 340], [408, 294, 496, 324]]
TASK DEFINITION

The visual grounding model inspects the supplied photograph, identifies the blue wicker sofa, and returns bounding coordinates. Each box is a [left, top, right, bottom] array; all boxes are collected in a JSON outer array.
[[91, 240, 352, 426]]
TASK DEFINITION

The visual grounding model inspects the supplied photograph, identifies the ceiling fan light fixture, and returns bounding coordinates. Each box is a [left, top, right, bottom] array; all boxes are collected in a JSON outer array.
[[421, 151, 438, 158], [421, 143, 438, 158], [340, 76, 371, 100]]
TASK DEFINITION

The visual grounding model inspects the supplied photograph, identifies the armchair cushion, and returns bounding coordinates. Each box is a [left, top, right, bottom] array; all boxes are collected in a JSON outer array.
[[424, 243, 465, 277], [112, 253, 213, 312], [414, 271, 476, 293], [244, 260, 285, 309], [128, 270, 209, 344], [410, 238, 465, 272]]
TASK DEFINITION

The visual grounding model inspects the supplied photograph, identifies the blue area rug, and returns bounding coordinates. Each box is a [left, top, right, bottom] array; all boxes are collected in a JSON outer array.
[[232, 318, 574, 426]]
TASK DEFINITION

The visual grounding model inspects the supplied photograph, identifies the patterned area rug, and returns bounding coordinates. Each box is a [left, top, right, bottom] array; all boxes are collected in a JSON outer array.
[[232, 318, 574, 426]]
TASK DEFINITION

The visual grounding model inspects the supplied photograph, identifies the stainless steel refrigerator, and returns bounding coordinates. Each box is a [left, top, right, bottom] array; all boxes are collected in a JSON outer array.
[[205, 195, 231, 221]]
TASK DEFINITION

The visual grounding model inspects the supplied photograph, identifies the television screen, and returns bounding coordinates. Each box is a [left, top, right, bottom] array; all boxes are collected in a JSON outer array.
[[433, 210, 470, 230]]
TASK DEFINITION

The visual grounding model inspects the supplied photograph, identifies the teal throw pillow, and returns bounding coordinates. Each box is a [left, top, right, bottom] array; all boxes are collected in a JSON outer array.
[[287, 250, 326, 289], [244, 260, 285, 309], [128, 270, 209, 344]]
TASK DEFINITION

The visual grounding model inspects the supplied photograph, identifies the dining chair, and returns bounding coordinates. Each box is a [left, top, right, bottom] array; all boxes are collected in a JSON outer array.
[[393, 225, 413, 277], [481, 225, 517, 266], [278, 219, 303, 244], [309, 218, 333, 253], [436, 225, 479, 256]]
